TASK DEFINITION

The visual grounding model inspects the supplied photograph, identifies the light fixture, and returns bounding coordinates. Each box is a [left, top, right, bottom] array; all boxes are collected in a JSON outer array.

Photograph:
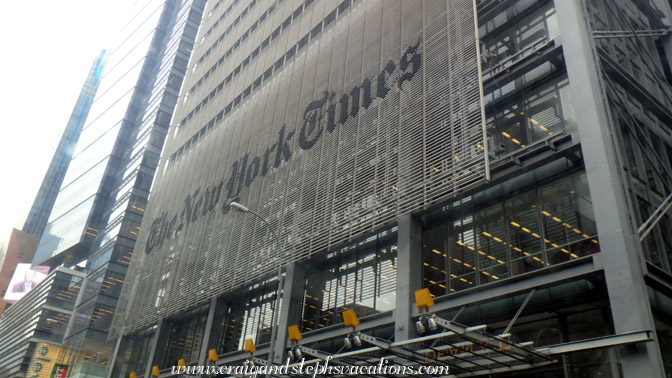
[[244, 338, 256, 353], [342, 309, 360, 330], [427, 314, 438, 331], [343, 336, 352, 349], [208, 349, 218, 363], [415, 319, 426, 334], [294, 347, 303, 360], [229, 201, 283, 365], [414, 288, 435, 312], [288, 349, 295, 360], [230, 201, 250, 212], [352, 334, 362, 347]]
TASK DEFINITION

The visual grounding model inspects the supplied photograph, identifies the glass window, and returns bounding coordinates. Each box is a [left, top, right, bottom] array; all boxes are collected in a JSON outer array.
[[506, 187, 545, 275], [111, 327, 155, 378], [301, 235, 397, 332], [486, 75, 576, 158], [217, 280, 278, 353], [50, 158, 109, 221], [538, 172, 599, 263], [161, 305, 209, 367], [481, 1, 559, 68], [423, 170, 599, 296], [37, 196, 97, 260], [475, 202, 510, 283]]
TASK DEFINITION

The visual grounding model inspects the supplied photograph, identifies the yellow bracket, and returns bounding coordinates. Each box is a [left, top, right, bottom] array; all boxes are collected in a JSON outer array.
[[342, 309, 360, 331]]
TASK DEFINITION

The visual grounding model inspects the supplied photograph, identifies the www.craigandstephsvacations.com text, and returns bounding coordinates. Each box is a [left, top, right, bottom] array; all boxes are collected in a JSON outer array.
[[171, 356, 449, 377]]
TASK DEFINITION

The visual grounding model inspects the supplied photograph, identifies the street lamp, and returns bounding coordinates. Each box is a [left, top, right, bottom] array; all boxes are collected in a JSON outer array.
[[230, 201, 284, 366]]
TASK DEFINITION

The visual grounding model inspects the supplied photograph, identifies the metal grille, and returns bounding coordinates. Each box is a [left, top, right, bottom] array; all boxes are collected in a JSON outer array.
[[112, 0, 487, 336]]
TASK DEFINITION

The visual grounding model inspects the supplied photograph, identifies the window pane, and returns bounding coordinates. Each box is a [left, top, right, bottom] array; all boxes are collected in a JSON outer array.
[[506, 188, 546, 275], [538, 172, 599, 263], [422, 170, 600, 296]]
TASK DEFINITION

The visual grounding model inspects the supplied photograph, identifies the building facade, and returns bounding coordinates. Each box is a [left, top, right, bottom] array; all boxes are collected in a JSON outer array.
[[110, 0, 672, 377], [0, 267, 86, 377], [0, 229, 39, 317]]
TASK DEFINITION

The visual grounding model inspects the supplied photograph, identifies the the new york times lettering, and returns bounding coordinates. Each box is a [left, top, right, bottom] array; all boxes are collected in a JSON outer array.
[[145, 41, 422, 255]]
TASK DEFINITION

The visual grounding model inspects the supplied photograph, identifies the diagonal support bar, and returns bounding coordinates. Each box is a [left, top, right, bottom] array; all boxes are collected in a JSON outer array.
[[638, 192, 672, 242], [503, 289, 535, 335]]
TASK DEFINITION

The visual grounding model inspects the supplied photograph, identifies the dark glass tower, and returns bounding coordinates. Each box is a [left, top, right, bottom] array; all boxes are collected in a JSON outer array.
[[57, 1, 205, 376], [12, 0, 206, 376]]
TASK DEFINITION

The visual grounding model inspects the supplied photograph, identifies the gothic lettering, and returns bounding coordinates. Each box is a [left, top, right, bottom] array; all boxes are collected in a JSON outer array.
[[145, 41, 423, 254]]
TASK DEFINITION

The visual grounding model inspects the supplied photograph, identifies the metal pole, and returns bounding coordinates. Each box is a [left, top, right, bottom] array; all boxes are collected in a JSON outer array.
[[232, 205, 284, 365], [503, 289, 535, 335], [106, 331, 124, 378]]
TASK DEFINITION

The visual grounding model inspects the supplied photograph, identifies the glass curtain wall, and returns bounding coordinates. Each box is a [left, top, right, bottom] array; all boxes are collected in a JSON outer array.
[[216, 279, 280, 355], [110, 327, 156, 378], [301, 231, 397, 332], [423, 169, 598, 296], [480, 0, 575, 159], [160, 305, 209, 368]]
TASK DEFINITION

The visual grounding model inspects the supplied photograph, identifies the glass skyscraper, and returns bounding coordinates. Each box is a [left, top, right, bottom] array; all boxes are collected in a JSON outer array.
[[22, 50, 107, 239], [62, 2, 206, 372], [10, 0, 207, 376]]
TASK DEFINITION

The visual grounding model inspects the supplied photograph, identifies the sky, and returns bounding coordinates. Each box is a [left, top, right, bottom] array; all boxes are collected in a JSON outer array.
[[0, 2, 128, 242]]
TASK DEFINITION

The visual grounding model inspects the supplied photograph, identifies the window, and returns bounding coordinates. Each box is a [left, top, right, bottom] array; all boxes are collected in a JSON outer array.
[[161, 305, 209, 367], [423, 170, 599, 296], [485, 75, 576, 158], [217, 281, 279, 353], [301, 233, 397, 332]]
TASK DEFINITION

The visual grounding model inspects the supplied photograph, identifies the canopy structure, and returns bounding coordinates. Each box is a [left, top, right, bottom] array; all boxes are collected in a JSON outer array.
[[239, 324, 652, 378], [281, 318, 555, 378]]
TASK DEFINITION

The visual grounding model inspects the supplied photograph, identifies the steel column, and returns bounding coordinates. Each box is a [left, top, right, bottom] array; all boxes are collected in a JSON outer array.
[[554, 0, 666, 376], [198, 296, 225, 366], [144, 318, 168, 378], [395, 213, 423, 341], [106, 335, 125, 378], [272, 262, 305, 364]]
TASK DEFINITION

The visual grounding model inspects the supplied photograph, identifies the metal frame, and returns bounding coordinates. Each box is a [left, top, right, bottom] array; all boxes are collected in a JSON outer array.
[[555, 0, 668, 376]]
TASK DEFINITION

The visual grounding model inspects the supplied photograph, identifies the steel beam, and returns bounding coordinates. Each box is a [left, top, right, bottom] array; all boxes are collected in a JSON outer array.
[[197, 296, 221, 366], [539, 331, 653, 355], [144, 318, 167, 378], [429, 256, 599, 314], [106, 334, 125, 378]]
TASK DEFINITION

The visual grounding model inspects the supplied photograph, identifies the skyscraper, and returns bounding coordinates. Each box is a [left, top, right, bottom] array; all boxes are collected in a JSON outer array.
[[0, 266, 85, 377], [100, 0, 672, 376], [61, 2, 206, 374], [6, 0, 207, 376], [0, 229, 39, 317], [22, 50, 107, 239]]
